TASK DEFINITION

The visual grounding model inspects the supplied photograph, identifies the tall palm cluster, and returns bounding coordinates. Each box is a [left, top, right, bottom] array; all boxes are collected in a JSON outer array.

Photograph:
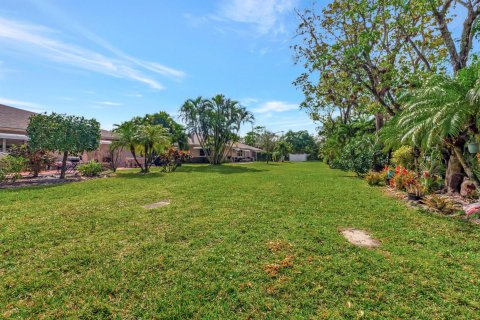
[[382, 63, 480, 189], [180, 94, 254, 165], [113, 119, 170, 173]]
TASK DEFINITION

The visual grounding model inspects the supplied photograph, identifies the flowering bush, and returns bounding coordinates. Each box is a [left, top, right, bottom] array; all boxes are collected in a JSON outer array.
[[158, 148, 190, 172]]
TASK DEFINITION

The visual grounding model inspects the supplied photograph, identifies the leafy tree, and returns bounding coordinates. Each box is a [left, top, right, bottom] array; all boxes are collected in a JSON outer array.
[[180, 94, 254, 165], [256, 129, 277, 164], [143, 111, 188, 149], [27, 113, 100, 179], [243, 126, 265, 147], [293, 0, 444, 127], [283, 130, 317, 156], [274, 140, 292, 161]]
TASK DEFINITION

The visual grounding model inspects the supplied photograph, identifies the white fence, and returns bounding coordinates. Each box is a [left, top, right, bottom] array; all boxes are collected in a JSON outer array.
[[289, 153, 307, 162]]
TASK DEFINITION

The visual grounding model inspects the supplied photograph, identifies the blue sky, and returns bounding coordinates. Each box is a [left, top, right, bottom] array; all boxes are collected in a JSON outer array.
[[0, 0, 318, 134]]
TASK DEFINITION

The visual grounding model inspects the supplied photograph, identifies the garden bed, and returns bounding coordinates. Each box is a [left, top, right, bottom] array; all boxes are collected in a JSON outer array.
[[0, 172, 115, 189]]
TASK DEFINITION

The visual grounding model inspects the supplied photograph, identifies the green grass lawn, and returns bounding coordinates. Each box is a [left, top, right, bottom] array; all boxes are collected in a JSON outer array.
[[1, 162, 480, 319]]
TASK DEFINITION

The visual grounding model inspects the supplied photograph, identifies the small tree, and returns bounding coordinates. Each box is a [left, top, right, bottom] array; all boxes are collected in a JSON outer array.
[[256, 130, 277, 164], [27, 113, 100, 179], [135, 124, 170, 173], [107, 143, 123, 173], [274, 140, 292, 162]]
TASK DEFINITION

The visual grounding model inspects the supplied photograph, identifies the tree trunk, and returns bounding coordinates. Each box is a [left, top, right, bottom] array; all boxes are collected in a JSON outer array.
[[375, 113, 384, 131], [453, 146, 480, 190], [445, 152, 464, 193], [60, 151, 68, 179], [130, 145, 144, 172]]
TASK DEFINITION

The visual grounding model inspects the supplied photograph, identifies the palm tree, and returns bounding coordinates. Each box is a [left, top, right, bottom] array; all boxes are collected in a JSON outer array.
[[135, 124, 171, 173], [179, 94, 254, 165], [382, 63, 480, 191], [112, 120, 143, 171]]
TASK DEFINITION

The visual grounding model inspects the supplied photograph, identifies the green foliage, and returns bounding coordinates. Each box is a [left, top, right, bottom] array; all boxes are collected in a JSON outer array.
[[180, 95, 254, 165], [27, 113, 100, 178], [143, 111, 188, 149], [274, 140, 292, 160], [77, 161, 103, 177], [255, 129, 277, 163], [113, 121, 171, 173], [365, 171, 386, 186], [8, 145, 56, 177], [0, 155, 26, 182], [391, 146, 415, 169], [332, 134, 388, 176], [158, 147, 190, 172]]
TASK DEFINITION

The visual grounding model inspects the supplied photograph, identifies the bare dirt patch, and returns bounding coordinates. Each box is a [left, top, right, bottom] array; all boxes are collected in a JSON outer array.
[[142, 201, 170, 209], [340, 228, 380, 248]]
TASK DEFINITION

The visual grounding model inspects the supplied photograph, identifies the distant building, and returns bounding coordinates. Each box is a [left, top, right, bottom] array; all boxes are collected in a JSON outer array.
[[188, 134, 263, 163]]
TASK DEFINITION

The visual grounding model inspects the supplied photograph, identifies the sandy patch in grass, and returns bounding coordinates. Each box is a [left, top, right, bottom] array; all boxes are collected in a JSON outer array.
[[340, 228, 380, 248], [142, 201, 170, 209]]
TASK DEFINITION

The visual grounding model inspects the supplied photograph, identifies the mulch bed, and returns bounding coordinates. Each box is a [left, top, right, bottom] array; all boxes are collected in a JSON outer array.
[[0, 172, 116, 189]]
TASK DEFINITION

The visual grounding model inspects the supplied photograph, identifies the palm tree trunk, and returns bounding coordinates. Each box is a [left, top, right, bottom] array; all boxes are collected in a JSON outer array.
[[453, 146, 480, 190], [130, 145, 143, 172]]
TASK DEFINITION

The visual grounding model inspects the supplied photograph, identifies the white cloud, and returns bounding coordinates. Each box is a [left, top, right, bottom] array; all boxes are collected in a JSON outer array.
[[253, 101, 298, 113], [96, 101, 122, 106], [218, 0, 298, 35], [0, 16, 185, 89], [0, 97, 46, 112]]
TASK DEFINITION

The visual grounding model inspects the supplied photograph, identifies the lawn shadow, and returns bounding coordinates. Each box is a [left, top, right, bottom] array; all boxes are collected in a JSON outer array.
[[117, 171, 166, 179], [177, 164, 268, 174]]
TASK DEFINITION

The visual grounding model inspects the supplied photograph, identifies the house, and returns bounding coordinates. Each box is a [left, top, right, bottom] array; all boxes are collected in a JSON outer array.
[[0, 104, 120, 163], [188, 134, 263, 163]]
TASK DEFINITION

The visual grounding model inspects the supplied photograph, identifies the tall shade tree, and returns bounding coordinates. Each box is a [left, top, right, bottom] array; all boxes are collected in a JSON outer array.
[[293, 0, 444, 126], [180, 94, 254, 165], [381, 63, 480, 191], [143, 111, 188, 149], [27, 113, 100, 179], [135, 124, 170, 173]]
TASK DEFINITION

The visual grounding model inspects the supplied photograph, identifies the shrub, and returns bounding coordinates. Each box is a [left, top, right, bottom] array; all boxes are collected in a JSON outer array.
[[8, 145, 56, 177], [0, 155, 26, 182], [392, 146, 415, 170], [157, 148, 190, 172], [332, 135, 388, 176], [365, 171, 385, 186], [77, 161, 103, 177]]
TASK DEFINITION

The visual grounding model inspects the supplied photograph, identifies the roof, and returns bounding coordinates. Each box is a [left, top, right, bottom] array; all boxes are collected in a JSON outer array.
[[0, 104, 113, 140], [188, 134, 263, 152], [0, 104, 35, 131]]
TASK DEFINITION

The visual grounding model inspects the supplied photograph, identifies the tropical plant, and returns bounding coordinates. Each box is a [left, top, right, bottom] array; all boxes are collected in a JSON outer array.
[[113, 119, 144, 171], [391, 146, 415, 170], [180, 95, 253, 165], [135, 124, 171, 173], [27, 113, 100, 179], [158, 147, 190, 173], [332, 134, 388, 176], [365, 171, 385, 186], [381, 63, 480, 191], [107, 143, 123, 173]]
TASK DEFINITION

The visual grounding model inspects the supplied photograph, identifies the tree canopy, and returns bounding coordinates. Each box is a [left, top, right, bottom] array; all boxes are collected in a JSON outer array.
[[27, 113, 100, 179]]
